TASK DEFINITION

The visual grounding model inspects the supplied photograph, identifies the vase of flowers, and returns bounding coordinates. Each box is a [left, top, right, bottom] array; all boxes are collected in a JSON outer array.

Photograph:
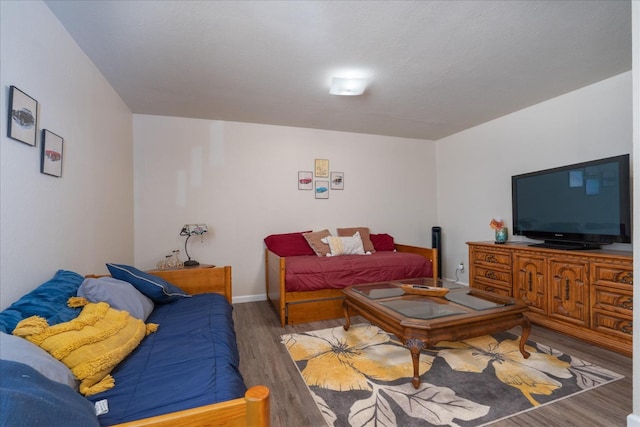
[[490, 218, 508, 244]]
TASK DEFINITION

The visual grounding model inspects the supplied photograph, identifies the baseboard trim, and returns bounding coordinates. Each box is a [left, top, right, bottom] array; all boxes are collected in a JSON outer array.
[[233, 293, 267, 304]]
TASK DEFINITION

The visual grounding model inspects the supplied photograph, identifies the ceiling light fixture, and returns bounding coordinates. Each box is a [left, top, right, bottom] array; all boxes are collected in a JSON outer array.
[[329, 77, 368, 96]]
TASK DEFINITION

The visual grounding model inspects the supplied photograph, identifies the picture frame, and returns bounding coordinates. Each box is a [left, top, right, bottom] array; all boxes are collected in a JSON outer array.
[[315, 159, 329, 178], [298, 171, 313, 190], [330, 172, 344, 190], [7, 86, 38, 146], [40, 129, 63, 177], [315, 180, 329, 199]]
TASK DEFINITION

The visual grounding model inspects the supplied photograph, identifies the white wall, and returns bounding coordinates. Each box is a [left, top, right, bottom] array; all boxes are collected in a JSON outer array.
[[134, 73, 632, 300], [0, 1, 134, 310], [436, 72, 633, 283], [133, 116, 437, 299]]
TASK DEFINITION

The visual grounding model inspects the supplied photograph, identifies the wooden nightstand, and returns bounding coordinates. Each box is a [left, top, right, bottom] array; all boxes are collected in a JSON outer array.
[[147, 264, 233, 303]]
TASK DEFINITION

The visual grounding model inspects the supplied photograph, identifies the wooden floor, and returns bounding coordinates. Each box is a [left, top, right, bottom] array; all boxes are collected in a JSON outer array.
[[233, 300, 632, 427]]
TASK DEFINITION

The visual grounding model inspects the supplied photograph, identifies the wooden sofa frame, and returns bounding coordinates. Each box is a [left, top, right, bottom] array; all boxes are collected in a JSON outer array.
[[265, 244, 438, 327], [89, 266, 270, 427]]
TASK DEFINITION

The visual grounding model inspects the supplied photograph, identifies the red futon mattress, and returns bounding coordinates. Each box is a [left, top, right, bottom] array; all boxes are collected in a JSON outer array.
[[284, 251, 432, 292]]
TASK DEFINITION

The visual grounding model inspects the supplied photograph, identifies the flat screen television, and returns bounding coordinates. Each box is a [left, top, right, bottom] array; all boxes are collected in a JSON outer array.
[[512, 154, 631, 250]]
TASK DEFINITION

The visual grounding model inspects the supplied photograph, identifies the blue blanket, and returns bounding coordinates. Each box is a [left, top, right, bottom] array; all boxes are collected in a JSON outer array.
[[0, 360, 100, 427], [86, 293, 247, 425], [0, 270, 84, 334]]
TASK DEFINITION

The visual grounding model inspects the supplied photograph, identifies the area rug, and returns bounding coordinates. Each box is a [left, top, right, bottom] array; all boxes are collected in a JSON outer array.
[[282, 324, 623, 427]]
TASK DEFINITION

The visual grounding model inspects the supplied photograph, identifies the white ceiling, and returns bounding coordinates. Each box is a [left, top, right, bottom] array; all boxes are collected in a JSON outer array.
[[44, 0, 631, 141]]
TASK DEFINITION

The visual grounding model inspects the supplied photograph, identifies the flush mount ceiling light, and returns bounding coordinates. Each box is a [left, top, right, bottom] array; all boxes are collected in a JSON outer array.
[[329, 77, 368, 96]]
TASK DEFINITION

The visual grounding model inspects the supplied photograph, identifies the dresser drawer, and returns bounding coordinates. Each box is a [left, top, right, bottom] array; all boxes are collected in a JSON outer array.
[[591, 310, 632, 340], [473, 265, 511, 288], [592, 285, 633, 317], [592, 263, 633, 287], [471, 281, 511, 297], [472, 250, 511, 269]]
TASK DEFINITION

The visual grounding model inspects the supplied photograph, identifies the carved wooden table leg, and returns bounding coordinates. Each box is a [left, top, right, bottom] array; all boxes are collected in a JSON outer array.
[[519, 315, 531, 359], [406, 338, 425, 388], [343, 300, 352, 331]]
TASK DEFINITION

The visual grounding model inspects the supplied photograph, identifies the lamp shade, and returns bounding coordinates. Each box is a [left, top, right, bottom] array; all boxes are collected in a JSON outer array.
[[180, 224, 208, 236], [329, 77, 368, 96]]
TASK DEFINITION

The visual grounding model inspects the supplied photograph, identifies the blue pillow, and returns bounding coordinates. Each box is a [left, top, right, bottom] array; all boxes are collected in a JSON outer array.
[[0, 270, 84, 334], [106, 263, 190, 304]]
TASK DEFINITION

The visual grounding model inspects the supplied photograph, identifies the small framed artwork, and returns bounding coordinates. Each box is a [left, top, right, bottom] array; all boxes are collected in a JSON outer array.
[[330, 172, 344, 190], [7, 86, 38, 146], [315, 159, 329, 177], [40, 129, 63, 177], [298, 171, 313, 190], [315, 180, 329, 199]]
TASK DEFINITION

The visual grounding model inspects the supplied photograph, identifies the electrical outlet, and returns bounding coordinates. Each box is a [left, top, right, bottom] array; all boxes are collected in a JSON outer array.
[[456, 262, 464, 272]]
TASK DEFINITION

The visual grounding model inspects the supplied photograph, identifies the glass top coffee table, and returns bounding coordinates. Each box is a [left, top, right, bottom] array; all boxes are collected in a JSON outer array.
[[342, 278, 531, 388]]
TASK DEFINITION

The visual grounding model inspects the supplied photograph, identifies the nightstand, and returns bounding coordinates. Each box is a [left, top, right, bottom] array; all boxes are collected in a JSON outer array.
[[147, 264, 232, 303]]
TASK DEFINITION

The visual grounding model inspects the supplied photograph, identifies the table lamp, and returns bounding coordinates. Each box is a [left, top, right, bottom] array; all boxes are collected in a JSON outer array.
[[179, 224, 208, 266]]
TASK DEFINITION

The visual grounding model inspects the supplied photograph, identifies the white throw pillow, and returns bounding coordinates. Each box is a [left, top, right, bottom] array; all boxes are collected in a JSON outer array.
[[321, 231, 366, 256]]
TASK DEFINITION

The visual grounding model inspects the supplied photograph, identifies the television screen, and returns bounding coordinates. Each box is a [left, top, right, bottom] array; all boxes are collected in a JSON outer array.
[[512, 154, 631, 249]]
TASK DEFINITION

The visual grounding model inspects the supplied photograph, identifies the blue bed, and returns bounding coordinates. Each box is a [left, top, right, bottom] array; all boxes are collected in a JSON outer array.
[[0, 267, 269, 427], [87, 293, 247, 425]]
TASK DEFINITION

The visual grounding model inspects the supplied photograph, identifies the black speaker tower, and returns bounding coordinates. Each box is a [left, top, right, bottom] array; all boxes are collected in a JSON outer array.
[[431, 226, 442, 278]]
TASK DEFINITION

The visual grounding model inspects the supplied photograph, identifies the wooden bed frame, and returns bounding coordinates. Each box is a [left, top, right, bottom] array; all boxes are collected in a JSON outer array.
[[89, 266, 270, 427], [265, 244, 438, 327]]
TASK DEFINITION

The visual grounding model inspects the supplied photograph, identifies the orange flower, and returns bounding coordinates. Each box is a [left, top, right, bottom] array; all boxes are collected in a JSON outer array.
[[489, 218, 504, 230]]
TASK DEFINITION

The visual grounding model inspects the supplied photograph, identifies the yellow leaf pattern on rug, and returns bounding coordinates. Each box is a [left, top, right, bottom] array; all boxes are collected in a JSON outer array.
[[283, 324, 432, 392], [437, 335, 571, 406]]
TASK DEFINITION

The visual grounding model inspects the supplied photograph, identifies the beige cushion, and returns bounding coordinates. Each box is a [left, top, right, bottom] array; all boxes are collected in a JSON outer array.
[[337, 227, 375, 253], [321, 232, 366, 256], [303, 229, 332, 256]]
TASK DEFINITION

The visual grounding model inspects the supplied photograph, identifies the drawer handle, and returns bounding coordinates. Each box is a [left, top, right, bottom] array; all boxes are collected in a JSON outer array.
[[565, 278, 570, 300], [486, 255, 498, 263], [617, 272, 633, 285], [528, 271, 532, 292], [485, 271, 498, 280], [621, 325, 633, 335], [485, 286, 495, 292], [616, 297, 633, 310]]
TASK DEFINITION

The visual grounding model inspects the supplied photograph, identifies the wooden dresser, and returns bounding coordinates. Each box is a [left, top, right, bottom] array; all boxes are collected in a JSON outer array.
[[467, 241, 633, 356]]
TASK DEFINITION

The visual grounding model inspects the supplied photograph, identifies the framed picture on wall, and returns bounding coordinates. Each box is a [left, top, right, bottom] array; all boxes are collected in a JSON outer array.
[[315, 180, 329, 199], [315, 159, 329, 177], [7, 86, 38, 146], [330, 172, 344, 190], [298, 171, 313, 190], [40, 129, 63, 177]]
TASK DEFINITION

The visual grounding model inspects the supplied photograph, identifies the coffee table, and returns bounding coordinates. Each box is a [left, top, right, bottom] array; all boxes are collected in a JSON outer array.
[[342, 278, 531, 388]]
